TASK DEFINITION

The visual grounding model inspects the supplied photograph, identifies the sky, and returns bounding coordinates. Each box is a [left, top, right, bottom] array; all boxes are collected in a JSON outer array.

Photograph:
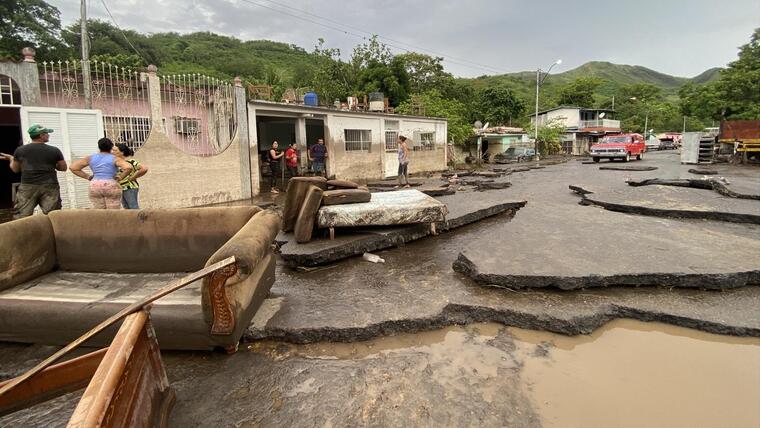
[[51, 0, 760, 78]]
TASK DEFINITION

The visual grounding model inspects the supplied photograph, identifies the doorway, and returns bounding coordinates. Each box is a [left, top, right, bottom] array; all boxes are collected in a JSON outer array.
[[0, 107, 22, 212], [256, 116, 296, 192], [305, 119, 326, 175]]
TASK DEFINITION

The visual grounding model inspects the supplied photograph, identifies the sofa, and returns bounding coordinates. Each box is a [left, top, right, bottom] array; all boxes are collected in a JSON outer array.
[[0, 206, 281, 352]]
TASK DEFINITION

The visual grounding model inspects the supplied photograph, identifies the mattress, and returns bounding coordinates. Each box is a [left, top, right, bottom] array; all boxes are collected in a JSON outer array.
[[316, 189, 448, 228]]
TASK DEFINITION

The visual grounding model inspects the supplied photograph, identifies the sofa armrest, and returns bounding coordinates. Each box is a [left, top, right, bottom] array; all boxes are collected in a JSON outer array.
[[201, 210, 281, 339], [0, 216, 57, 292]]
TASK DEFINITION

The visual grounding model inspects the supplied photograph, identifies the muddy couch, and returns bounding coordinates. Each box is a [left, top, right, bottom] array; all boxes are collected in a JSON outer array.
[[0, 206, 281, 352]]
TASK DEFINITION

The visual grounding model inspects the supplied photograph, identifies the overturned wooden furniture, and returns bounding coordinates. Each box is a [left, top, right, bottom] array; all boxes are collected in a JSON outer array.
[[0, 311, 172, 426], [0, 207, 281, 352]]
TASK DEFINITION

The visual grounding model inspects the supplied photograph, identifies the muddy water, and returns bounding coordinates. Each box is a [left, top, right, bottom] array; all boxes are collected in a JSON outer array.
[[249, 320, 760, 428]]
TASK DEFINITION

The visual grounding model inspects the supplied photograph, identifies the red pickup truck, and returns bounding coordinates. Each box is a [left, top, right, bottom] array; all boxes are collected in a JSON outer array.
[[590, 134, 646, 162]]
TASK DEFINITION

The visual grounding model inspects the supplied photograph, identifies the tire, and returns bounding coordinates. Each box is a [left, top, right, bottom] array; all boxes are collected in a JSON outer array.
[[624, 153, 631, 162], [593, 157, 600, 163], [637, 152, 643, 160]]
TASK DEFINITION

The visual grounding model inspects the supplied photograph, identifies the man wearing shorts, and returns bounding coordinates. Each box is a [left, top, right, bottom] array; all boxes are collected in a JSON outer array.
[[309, 138, 327, 177], [0, 124, 67, 219]]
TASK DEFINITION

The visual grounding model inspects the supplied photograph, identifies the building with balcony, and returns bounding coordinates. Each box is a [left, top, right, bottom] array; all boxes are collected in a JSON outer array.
[[530, 106, 621, 155]]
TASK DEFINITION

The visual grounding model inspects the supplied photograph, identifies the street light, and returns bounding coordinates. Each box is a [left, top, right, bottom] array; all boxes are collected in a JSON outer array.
[[534, 59, 562, 162]]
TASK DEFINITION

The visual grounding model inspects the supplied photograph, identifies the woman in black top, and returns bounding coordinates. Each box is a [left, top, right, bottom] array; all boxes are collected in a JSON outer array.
[[269, 141, 284, 193]]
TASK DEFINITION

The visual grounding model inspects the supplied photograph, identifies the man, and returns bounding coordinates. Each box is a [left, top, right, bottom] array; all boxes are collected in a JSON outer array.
[[0, 124, 67, 219], [285, 142, 299, 179], [308, 138, 328, 177]]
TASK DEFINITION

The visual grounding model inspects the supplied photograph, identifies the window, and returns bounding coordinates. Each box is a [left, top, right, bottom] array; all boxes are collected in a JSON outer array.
[[385, 130, 399, 151], [345, 129, 371, 151], [412, 131, 436, 151], [104, 116, 152, 152], [561, 140, 574, 154]]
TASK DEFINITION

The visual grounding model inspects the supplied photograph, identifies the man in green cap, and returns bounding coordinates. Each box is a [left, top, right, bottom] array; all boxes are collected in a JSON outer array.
[[0, 124, 67, 219]]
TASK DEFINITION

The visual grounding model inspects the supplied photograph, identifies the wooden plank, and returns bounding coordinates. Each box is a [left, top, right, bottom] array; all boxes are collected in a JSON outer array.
[[0, 256, 236, 397], [0, 348, 108, 416]]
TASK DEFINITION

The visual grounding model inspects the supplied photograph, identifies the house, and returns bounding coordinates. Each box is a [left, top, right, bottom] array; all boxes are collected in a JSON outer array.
[[248, 100, 448, 185], [530, 106, 620, 155], [1, 48, 448, 211], [468, 126, 530, 160]]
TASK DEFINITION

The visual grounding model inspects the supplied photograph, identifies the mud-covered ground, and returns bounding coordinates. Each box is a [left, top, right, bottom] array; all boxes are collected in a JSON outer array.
[[2, 151, 760, 427]]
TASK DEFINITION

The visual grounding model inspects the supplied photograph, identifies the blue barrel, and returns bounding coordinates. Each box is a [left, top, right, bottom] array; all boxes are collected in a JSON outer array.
[[304, 92, 318, 106]]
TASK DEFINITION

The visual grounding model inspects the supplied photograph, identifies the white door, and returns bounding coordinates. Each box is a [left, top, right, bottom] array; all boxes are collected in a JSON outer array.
[[20, 106, 104, 209], [384, 130, 399, 178]]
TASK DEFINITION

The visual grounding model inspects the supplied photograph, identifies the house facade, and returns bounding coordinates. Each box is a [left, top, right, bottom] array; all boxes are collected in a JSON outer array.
[[248, 100, 448, 187], [530, 106, 621, 155]]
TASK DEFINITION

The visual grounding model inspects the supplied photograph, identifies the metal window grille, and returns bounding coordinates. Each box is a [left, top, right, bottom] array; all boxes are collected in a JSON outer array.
[[561, 140, 573, 154], [104, 116, 152, 152], [413, 132, 436, 151], [345, 129, 371, 151], [385, 130, 399, 152]]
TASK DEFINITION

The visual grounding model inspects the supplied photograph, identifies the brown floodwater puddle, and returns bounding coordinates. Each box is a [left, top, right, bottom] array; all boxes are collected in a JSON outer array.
[[249, 319, 760, 427]]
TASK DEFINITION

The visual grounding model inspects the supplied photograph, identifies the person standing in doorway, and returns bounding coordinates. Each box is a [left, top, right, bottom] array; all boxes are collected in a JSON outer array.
[[70, 138, 133, 209], [269, 141, 284, 193], [113, 143, 148, 209], [396, 135, 411, 188], [308, 138, 327, 177], [0, 124, 67, 219], [285, 142, 299, 180]]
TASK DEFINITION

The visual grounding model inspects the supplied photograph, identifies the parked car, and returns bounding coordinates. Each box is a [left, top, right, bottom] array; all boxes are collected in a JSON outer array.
[[494, 147, 535, 163], [645, 137, 661, 151], [658, 139, 676, 150], [590, 133, 646, 162]]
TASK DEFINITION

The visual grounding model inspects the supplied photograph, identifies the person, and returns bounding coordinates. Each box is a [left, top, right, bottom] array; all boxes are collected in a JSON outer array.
[[112, 143, 148, 209], [0, 124, 67, 219], [396, 135, 411, 188], [268, 141, 284, 193], [308, 138, 327, 177], [69, 138, 133, 209], [285, 142, 299, 179]]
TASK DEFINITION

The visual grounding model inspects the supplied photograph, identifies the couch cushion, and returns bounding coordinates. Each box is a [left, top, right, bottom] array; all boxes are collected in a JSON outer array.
[[282, 177, 327, 232], [321, 188, 372, 206], [0, 215, 56, 292], [49, 206, 259, 273], [295, 185, 323, 243]]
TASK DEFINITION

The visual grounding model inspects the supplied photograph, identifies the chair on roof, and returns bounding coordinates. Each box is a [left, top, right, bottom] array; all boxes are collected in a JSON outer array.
[[248, 84, 272, 101], [384, 97, 395, 114], [281, 88, 297, 103]]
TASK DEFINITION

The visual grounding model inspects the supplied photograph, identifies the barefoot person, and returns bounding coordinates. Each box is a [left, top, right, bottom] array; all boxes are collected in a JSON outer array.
[[268, 141, 284, 193], [112, 143, 148, 209], [396, 135, 411, 188], [0, 124, 67, 219], [69, 138, 133, 209]]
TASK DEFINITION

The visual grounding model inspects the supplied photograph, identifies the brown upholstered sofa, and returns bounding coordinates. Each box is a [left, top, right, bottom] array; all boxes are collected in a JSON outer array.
[[0, 206, 280, 352]]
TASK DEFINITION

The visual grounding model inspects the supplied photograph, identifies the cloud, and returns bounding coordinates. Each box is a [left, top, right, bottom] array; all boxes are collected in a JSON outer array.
[[52, 0, 759, 77]]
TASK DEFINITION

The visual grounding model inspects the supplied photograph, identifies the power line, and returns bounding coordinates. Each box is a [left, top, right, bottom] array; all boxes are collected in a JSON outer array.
[[237, 0, 506, 75], [255, 0, 506, 74], [97, 0, 150, 65]]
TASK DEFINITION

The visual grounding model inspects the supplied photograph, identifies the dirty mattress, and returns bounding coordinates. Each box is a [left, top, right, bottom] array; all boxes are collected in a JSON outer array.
[[316, 189, 448, 228]]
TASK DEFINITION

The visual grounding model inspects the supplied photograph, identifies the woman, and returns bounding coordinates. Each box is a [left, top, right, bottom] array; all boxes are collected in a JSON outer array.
[[70, 137, 133, 209], [285, 142, 299, 179], [269, 141, 284, 193], [396, 135, 411, 188], [112, 143, 148, 209]]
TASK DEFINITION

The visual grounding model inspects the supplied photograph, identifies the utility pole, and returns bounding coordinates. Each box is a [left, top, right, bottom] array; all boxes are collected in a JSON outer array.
[[683, 116, 686, 133], [534, 68, 540, 161], [611, 96, 615, 111], [80, 0, 92, 109]]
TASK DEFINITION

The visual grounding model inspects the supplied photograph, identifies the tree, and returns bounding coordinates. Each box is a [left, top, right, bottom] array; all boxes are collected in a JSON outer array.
[[396, 90, 472, 144], [0, 0, 63, 59], [475, 86, 526, 126], [309, 39, 352, 103], [679, 81, 724, 122], [527, 118, 566, 156], [396, 52, 453, 93], [356, 56, 411, 106], [714, 27, 760, 119], [556, 77, 602, 107]]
